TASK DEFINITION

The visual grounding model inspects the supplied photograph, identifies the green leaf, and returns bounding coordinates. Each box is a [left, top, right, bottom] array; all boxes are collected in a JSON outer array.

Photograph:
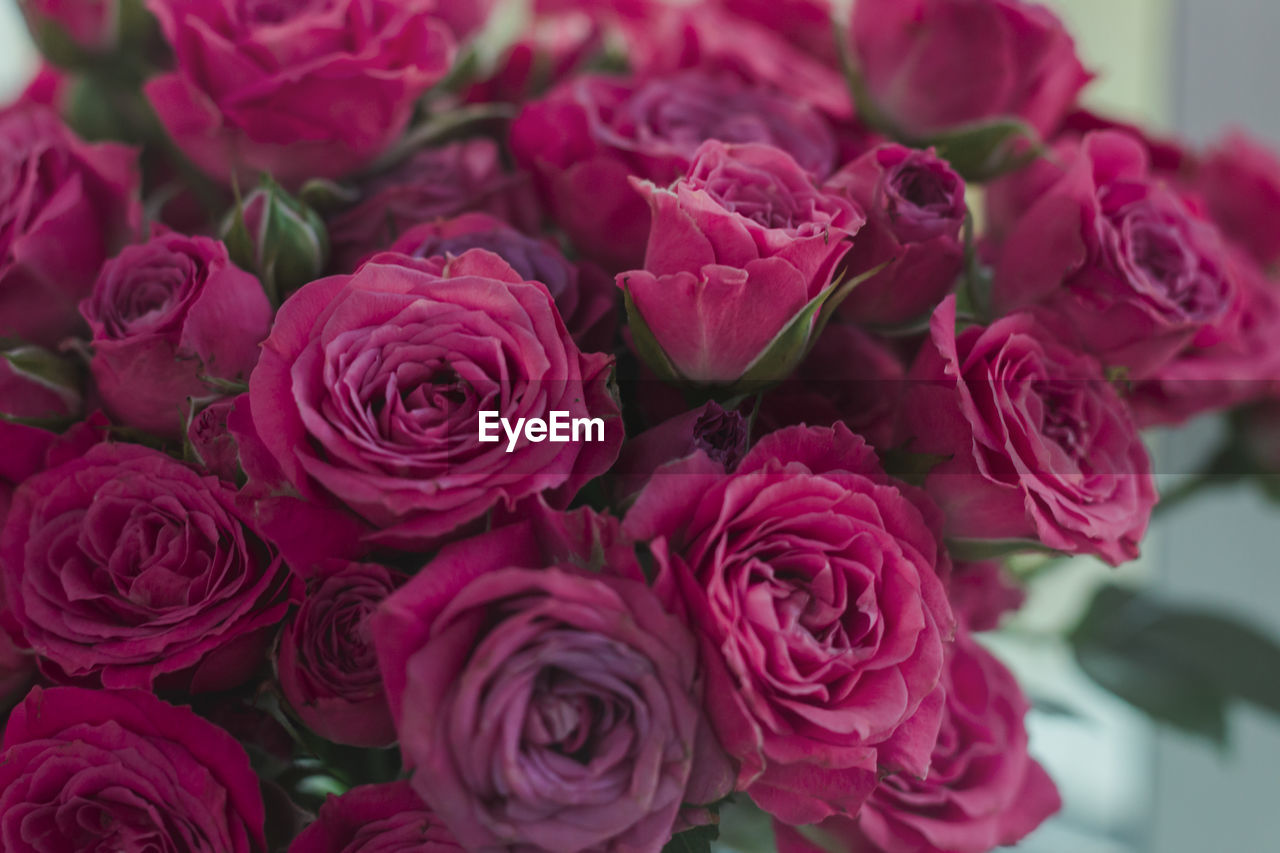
[[663, 824, 718, 853], [876, 447, 952, 487], [621, 283, 683, 384], [927, 117, 1044, 183]]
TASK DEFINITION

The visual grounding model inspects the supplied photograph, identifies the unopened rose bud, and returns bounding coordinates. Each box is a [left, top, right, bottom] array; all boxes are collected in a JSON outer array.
[[222, 176, 331, 305], [19, 0, 158, 71]]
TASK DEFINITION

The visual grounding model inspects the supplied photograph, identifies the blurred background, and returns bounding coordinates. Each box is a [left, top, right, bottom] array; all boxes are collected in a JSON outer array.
[[0, 1, 1276, 850]]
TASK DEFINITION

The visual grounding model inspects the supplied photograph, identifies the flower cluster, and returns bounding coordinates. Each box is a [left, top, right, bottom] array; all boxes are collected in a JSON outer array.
[[0, 1, 1275, 851]]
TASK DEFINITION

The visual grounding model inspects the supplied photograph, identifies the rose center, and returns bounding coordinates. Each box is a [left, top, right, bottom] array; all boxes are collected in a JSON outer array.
[[523, 669, 616, 764]]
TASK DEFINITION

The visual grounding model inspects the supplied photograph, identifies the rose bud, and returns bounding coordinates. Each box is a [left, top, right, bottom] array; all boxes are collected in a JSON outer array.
[[328, 139, 541, 272], [0, 442, 300, 691], [830, 144, 968, 326], [19, 0, 159, 67], [289, 781, 462, 853], [624, 423, 955, 825], [774, 630, 1060, 853], [899, 295, 1157, 566], [80, 233, 273, 438], [276, 561, 401, 748], [185, 396, 241, 483], [388, 212, 617, 353], [0, 686, 266, 852], [987, 130, 1237, 378], [0, 105, 140, 347], [849, 0, 1091, 176], [618, 140, 864, 389], [222, 175, 330, 305], [1195, 130, 1280, 269], [511, 69, 838, 270], [143, 0, 456, 185]]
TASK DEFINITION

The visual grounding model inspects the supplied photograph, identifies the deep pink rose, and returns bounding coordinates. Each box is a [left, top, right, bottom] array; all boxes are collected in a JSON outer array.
[[143, 0, 455, 185], [611, 401, 750, 500], [619, 140, 864, 385], [624, 423, 955, 825], [900, 296, 1156, 565], [988, 130, 1237, 377], [0, 686, 266, 852], [237, 249, 622, 550], [1195, 130, 1280, 269], [850, 0, 1090, 140], [949, 560, 1026, 632], [372, 510, 733, 852], [510, 70, 838, 270], [774, 630, 1060, 853], [187, 396, 241, 482], [463, 5, 604, 105], [290, 781, 461, 853], [0, 442, 298, 690], [716, 0, 839, 65], [328, 139, 540, 272], [388, 212, 616, 352], [0, 106, 139, 346], [830, 144, 967, 326], [755, 322, 906, 451], [276, 560, 401, 748], [80, 233, 272, 437]]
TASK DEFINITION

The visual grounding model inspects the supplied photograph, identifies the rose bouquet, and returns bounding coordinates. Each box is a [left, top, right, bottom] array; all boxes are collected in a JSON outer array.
[[3, 0, 1280, 851]]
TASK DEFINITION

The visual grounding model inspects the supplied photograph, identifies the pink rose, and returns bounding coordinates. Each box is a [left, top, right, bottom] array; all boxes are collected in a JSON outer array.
[[463, 6, 604, 105], [774, 630, 1060, 853], [624, 423, 955, 825], [276, 561, 401, 748], [0, 106, 139, 347], [850, 0, 1090, 140], [237, 249, 622, 550], [830, 144, 967, 326], [0, 686, 266, 852], [388, 212, 617, 352], [186, 396, 242, 482], [1195, 130, 1280, 269], [143, 0, 455, 185], [900, 296, 1156, 565], [619, 140, 864, 386], [328, 139, 540, 272], [510, 70, 838, 270], [988, 130, 1237, 377], [80, 232, 272, 437], [0, 442, 299, 690], [289, 781, 461, 853], [611, 401, 750, 500], [371, 510, 733, 852]]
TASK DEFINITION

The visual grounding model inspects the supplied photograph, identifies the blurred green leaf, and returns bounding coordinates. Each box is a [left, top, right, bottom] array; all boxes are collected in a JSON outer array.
[[664, 824, 718, 853]]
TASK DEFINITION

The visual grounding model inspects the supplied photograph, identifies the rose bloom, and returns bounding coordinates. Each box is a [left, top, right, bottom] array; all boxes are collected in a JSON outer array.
[[0, 442, 298, 690], [276, 561, 401, 748], [80, 232, 272, 437], [774, 630, 1060, 853], [236, 249, 622, 550], [619, 140, 863, 385], [1195, 130, 1280, 269], [0, 105, 139, 346], [900, 296, 1156, 565], [510, 69, 838, 270], [624, 423, 955, 825], [987, 130, 1236, 378], [830, 144, 967, 326], [0, 686, 266, 852], [850, 0, 1090, 140], [372, 509, 732, 852], [328, 139, 541, 272], [143, 0, 455, 185], [290, 781, 461, 853], [388, 212, 616, 352]]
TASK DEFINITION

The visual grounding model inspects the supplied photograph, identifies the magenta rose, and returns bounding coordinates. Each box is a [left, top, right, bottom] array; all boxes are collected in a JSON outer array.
[[388, 212, 616, 352], [988, 130, 1237, 377], [0, 442, 298, 690], [80, 232, 272, 437], [276, 560, 401, 748], [1195, 130, 1280, 269], [900, 296, 1156, 565], [619, 140, 864, 386], [774, 630, 1060, 853], [237, 249, 622, 550], [328, 139, 540, 272], [510, 69, 838, 270], [850, 0, 1090, 141], [143, 0, 455, 185], [371, 511, 733, 852], [829, 144, 967, 326], [624, 423, 955, 825], [0, 105, 139, 347], [290, 781, 461, 853], [0, 686, 266, 852], [187, 396, 241, 482]]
